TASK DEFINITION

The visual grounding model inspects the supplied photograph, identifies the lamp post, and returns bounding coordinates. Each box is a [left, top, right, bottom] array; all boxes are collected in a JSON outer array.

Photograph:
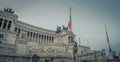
[[32, 54, 39, 62], [94, 51, 97, 62], [73, 41, 78, 62]]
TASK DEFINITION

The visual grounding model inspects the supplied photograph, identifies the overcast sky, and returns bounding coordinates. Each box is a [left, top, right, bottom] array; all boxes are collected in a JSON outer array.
[[0, 0, 120, 53]]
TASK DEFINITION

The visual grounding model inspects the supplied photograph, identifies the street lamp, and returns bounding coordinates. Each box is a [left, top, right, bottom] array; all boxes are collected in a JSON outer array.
[[32, 54, 39, 62], [73, 41, 78, 62], [94, 51, 97, 62]]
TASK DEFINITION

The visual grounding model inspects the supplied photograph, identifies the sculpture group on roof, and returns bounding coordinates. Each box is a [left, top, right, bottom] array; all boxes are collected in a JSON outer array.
[[3, 7, 15, 13], [56, 25, 68, 33]]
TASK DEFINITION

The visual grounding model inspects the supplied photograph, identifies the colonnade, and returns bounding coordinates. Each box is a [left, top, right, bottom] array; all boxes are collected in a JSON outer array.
[[0, 18, 54, 44], [14, 27, 54, 44], [27, 31, 54, 43], [0, 18, 12, 30]]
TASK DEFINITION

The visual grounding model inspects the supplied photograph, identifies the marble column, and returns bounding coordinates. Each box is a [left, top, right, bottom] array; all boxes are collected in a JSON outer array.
[[31, 32, 33, 41], [28, 31, 30, 40], [27, 31, 29, 39], [52, 37, 54, 43], [44, 35, 46, 43], [1, 19, 4, 29], [50, 36, 52, 43], [41, 34, 43, 43], [38, 34, 41, 43], [5, 20, 9, 30], [34, 33, 36, 42], [36, 34, 38, 42], [39, 34, 41, 43], [46, 36, 48, 43], [42, 35, 44, 43], [38, 34, 40, 43], [28, 32, 30, 40]]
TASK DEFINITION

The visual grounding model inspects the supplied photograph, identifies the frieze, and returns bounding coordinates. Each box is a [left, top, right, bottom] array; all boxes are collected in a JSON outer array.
[[16, 20, 55, 35], [0, 10, 18, 20], [16, 39, 27, 44]]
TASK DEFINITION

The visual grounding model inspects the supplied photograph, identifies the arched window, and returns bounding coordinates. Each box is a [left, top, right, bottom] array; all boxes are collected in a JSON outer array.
[[3, 20, 7, 29], [7, 21, 12, 30]]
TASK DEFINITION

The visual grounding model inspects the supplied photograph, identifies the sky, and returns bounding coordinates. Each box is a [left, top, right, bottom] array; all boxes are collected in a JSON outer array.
[[0, 0, 120, 54]]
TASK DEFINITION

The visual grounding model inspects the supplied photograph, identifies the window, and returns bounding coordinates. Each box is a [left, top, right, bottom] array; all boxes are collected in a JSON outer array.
[[21, 34, 25, 38], [30, 32, 32, 40], [18, 28, 20, 34], [39, 34, 41, 41], [81, 51, 83, 55], [0, 35, 1, 38], [14, 27, 17, 32], [3, 20, 7, 29], [39, 34, 41, 38], [0, 18, 3, 28], [44, 35, 46, 40], [52, 37, 54, 42], [30, 32, 32, 38], [33, 33, 35, 41], [0, 34, 4, 39], [71, 37, 74, 43], [47, 36, 48, 41], [7, 21, 12, 30], [68, 36, 70, 43], [49, 36, 51, 40], [27, 31, 30, 38], [36, 34, 38, 41], [41, 35, 43, 40]]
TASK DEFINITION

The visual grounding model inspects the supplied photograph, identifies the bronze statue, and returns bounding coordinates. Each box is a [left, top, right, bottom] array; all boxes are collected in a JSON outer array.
[[3, 7, 15, 13], [56, 26, 61, 33], [62, 25, 68, 30]]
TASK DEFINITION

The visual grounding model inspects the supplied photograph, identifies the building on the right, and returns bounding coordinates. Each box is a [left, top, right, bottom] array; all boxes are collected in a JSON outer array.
[[77, 48, 120, 62], [77, 48, 106, 62], [107, 50, 120, 62]]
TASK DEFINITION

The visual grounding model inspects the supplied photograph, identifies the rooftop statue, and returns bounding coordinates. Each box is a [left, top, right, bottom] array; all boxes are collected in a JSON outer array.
[[62, 25, 68, 30], [3, 7, 15, 13], [56, 26, 61, 33]]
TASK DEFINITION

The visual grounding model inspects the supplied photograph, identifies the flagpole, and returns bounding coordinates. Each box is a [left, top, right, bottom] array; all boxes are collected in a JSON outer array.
[[68, 8, 72, 32], [69, 8, 72, 32], [104, 25, 112, 52]]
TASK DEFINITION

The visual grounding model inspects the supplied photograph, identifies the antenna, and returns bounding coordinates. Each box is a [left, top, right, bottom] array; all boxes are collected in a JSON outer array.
[[79, 38, 81, 45]]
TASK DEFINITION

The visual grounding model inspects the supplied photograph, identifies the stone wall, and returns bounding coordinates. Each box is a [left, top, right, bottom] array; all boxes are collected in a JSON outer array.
[[0, 55, 74, 62], [0, 55, 32, 62]]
